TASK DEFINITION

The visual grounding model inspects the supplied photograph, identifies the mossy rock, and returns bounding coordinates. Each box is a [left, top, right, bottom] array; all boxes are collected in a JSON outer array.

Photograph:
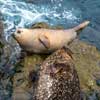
[[31, 22, 63, 29], [12, 54, 48, 100], [69, 39, 100, 92], [0, 41, 4, 57], [31, 22, 50, 29], [0, 20, 4, 54]]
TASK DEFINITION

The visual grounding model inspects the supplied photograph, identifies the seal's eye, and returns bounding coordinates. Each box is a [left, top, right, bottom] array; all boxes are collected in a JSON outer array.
[[17, 30, 21, 34]]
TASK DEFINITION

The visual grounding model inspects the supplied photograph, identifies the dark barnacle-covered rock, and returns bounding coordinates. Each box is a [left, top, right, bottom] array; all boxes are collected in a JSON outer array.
[[0, 15, 14, 100], [0, 19, 4, 56], [96, 79, 100, 86]]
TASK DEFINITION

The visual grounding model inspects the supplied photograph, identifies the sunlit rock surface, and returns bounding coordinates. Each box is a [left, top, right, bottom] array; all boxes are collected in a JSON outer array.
[[69, 39, 100, 91]]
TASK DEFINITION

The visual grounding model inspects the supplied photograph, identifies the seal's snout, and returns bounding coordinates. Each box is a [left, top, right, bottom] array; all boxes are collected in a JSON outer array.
[[12, 29, 22, 38]]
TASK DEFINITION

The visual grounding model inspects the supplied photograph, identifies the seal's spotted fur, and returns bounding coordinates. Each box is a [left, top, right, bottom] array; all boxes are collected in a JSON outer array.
[[33, 47, 81, 100]]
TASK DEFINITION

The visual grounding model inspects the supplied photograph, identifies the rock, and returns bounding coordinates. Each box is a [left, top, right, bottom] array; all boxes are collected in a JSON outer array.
[[0, 19, 4, 55], [0, 16, 4, 39], [96, 80, 100, 86], [31, 22, 63, 29], [12, 22, 100, 99], [69, 39, 100, 92], [31, 22, 50, 29], [12, 54, 47, 100], [0, 17, 15, 100], [0, 15, 20, 75], [0, 14, 21, 100]]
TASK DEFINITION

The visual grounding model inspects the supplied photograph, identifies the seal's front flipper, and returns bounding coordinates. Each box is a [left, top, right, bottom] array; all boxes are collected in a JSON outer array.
[[39, 35, 50, 49]]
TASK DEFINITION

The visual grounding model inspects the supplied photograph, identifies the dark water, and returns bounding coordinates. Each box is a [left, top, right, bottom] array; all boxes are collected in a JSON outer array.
[[0, 0, 100, 50]]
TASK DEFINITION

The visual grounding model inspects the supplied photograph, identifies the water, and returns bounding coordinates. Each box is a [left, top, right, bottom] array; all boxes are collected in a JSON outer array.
[[0, 0, 100, 49]]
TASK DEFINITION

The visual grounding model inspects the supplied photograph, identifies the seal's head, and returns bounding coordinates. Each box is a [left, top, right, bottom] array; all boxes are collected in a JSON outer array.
[[13, 28, 30, 41], [13, 28, 34, 48]]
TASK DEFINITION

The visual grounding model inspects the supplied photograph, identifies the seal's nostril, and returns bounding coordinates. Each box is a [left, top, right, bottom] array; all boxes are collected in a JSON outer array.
[[17, 30, 21, 34]]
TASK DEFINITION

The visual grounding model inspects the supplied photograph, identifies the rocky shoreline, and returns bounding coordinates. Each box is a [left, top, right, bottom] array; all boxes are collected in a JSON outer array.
[[0, 22, 100, 100]]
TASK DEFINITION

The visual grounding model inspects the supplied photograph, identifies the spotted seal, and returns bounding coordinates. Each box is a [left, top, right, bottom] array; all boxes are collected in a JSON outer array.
[[31, 47, 81, 100]]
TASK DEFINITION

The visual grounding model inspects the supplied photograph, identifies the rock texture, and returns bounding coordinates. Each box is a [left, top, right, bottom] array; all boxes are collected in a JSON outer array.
[[69, 39, 100, 92]]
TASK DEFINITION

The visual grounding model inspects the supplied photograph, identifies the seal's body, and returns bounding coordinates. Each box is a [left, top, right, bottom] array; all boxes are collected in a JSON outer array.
[[33, 47, 81, 100], [13, 21, 89, 53]]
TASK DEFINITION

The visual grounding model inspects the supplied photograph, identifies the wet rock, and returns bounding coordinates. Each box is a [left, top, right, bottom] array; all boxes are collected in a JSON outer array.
[[69, 39, 100, 92], [0, 41, 4, 57], [0, 17, 4, 39], [0, 19, 4, 55], [96, 80, 100, 86], [0, 18, 15, 100], [31, 22, 50, 29], [0, 14, 21, 100], [0, 75, 13, 100], [31, 22, 63, 29], [12, 54, 47, 100]]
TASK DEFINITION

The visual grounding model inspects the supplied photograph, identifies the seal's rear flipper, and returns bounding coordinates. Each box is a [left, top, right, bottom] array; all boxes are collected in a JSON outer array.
[[73, 21, 90, 34]]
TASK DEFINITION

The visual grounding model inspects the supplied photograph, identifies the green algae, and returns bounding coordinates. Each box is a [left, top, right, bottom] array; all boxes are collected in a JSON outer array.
[[69, 40, 100, 92]]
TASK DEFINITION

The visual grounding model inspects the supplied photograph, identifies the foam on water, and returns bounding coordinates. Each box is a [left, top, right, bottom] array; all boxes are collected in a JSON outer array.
[[0, 0, 82, 41]]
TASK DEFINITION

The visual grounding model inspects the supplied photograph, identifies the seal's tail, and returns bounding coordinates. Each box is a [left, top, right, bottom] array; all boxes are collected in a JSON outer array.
[[73, 21, 90, 32]]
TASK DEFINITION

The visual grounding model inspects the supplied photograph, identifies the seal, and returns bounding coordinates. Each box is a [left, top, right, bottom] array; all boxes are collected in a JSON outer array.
[[31, 47, 81, 100], [13, 21, 90, 53]]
